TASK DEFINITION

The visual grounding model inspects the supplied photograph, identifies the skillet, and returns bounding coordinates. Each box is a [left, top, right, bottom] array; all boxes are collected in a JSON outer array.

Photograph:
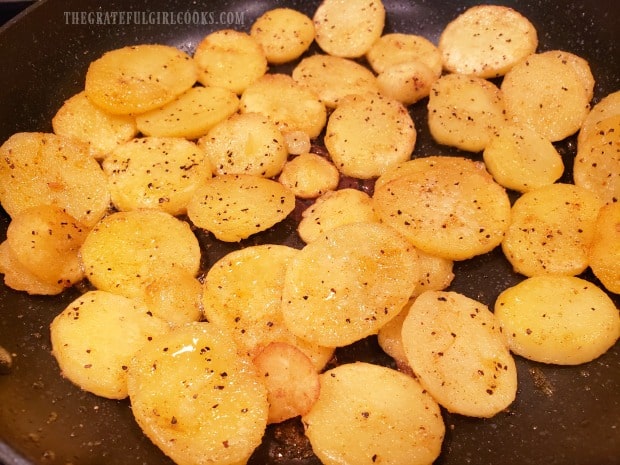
[[0, 0, 618, 464]]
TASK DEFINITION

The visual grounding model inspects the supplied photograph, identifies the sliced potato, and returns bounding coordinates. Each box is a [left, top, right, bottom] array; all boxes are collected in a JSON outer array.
[[187, 173, 295, 242], [135, 86, 239, 140], [52, 90, 137, 160], [439, 4, 538, 78], [412, 249, 455, 297], [194, 29, 267, 94], [313, 0, 385, 58], [373, 156, 511, 260], [253, 342, 321, 424], [278, 153, 340, 199], [283, 130, 311, 155], [198, 112, 288, 178], [427, 73, 507, 152], [85, 44, 197, 115], [281, 222, 419, 347], [6, 205, 89, 288], [292, 54, 380, 108], [546, 49, 595, 102], [325, 93, 416, 179], [250, 8, 315, 64], [80, 210, 201, 298], [495, 276, 620, 365], [127, 322, 268, 465], [402, 291, 518, 417], [589, 202, 620, 294], [302, 362, 445, 465], [366, 32, 442, 78], [239, 73, 327, 139], [50, 290, 169, 399], [103, 137, 211, 216], [578, 89, 620, 147], [483, 123, 564, 192], [376, 60, 437, 105], [501, 183, 603, 277], [0, 132, 110, 228], [377, 300, 414, 374]]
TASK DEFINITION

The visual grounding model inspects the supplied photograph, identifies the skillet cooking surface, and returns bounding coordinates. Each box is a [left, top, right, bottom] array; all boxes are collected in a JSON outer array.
[[0, 0, 618, 464]]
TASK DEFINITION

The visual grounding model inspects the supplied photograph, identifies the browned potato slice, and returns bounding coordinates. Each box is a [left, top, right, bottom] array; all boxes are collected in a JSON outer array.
[[0, 132, 110, 228], [578, 89, 620, 147], [588, 203, 620, 294], [439, 5, 538, 78], [250, 8, 315, 64], [402, 291, 518, 417], [278, 153, 339, 199], [376, 300, 414, 373], [194, 29, 267, 94], [495, 276, 619, 365], [103, 137, 212, 216], [281, 222, 419, 347], [127, 322, 268, 465], [302, 362, 445, 465], [6, 205, 89, 288], [253, 342, 321, 424], [52, 90, 137, 160], [501, 183, 603, 277], [373, 156, 511, 260], [80, 210, 201, 298], [313, 0, 385, 58], [366, 33, 443, 77], [135, 86, 239, 140], [376, 60, 437, 105], [85, 44, 197, 115], [187, 174, 295, 242], [325, 93, 416, 179], [50, 290, 169, 399]]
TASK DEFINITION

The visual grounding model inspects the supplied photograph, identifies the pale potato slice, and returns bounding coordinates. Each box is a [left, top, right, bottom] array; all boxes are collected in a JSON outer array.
[[313, 0, 385, 58], [439, 4, 538, 78], [202, 244, 333, 370], [376, 60, 437, 105], [253, 342, 321, 424], [427, 73, 507, 152], [0, 240, 65, 295], [377, 300, 414, 374], [80, 210, 201, 298], [373, 156, 511, 260], [85, 44, 197, 115], [52, 91, 137, 160], [501, 183, 603, 277], [402, 291, 518, 417], [240, 73, 327, 139], [366, 33, 442, 77], [193, 29, 267, 94], [103, 137, 212, 216], [483, 123, 564, 192], [545, 50, 595, 102], [198, 112, 288, 178], [281, 222, 419, 347], [302, 362, 445, 465], [495, 276, 620, 365], [0, 132, 110, 228], [325, 93, 416, 179], [6, 205, 89, 288], [292, 54, 380, 108], [135, 86, 239, 140], [578, 90, 620, 147], [127, 322, 268, 465], [283, 130, 311, 155], [573, 114, 620, 205], [250, 8, 315, 64], [297, 188, 378, 244], [412, 249, 455, 297], [187, 173, 296, 242], [589, 203, 620, 294], [501, 51, 591, 141], [278, 153, 339, 199]]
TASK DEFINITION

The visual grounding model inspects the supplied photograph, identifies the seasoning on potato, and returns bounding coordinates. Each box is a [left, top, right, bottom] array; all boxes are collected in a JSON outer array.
[[588, 202, 620, 294], [278, 152, 340, 199]]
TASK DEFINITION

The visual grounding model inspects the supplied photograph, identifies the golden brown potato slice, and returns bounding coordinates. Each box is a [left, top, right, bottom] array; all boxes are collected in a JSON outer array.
[[253, 342, 321, 424], [127, 322, 268, 465], [376, 300, 414, 374], [501, 183, 603, 277], [85, 44, 197, 115], [588, 202, 620, 294], [50, 290, 169, 399], [366, 32, 443, 78], [52, 91, 137, 160], [495, 276, 619, 365], [402, 291, 518, 417], [439, 4, 538, 78], [302, 362, 445, 465], [376, 60, 437, 105], [578, 89, 620, 147], [313, 0, 385, 58], [278, 153, 339, 199], [0, 132, 110, 228], [373, 156, 511, 260]]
